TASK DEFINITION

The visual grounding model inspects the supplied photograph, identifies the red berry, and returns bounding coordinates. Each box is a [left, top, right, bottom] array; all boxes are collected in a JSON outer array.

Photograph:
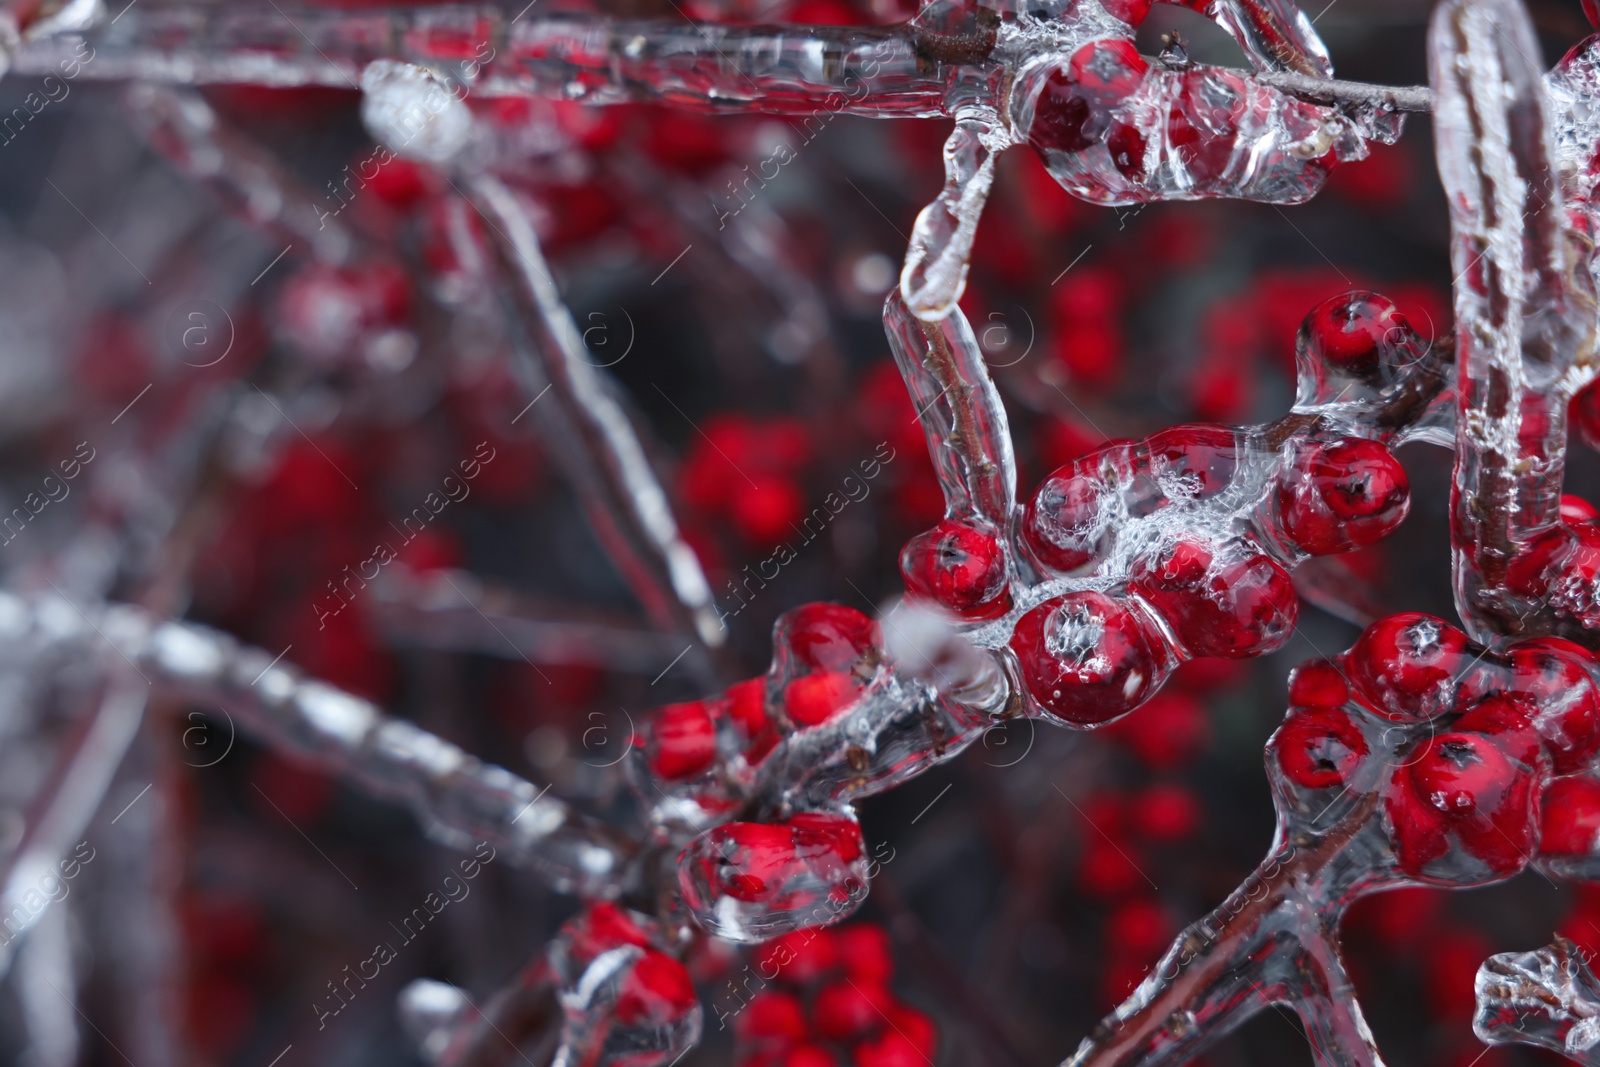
[[782, 1045, 837, 1067], [784, 672, 860, 728], [1273, 706, 1368, 790], [1563, 494, 1600, 526], [1129, 784, 1202, 842], [1145, 424, 1239, 498], [615, 950, 699, 1025], [886, 1007, 937, 1057], [736, 992, 808, 1043], [647, 700, 717, 780], [1277, 438, 1410, 555], [1301, 291, 1407, 378], [813, 980, 892, 1040], [561, 902, 654, 962], [1129, 539, 1297, 659], [855, 1033, 929, 1067], [754, 929, 838, 986], [1507, 526, 1600, 629], [1102, 690, 1209, 769], [1028, 41, 1149, 157], [686, 814, 865, 907], [898, 519, 1011, 618], [1010, 591, 1170, 726], [1462, 638, 1600, 774], [723, 678, 780, 764], [778, 604, 880, 673], [833, 924, 894, 985], [1386, 731, 1542, 880], [1539, 775, 1600, 861], [1022, 460, 1106, 573], [1345, 613, 1469, 722], [1096, 0, 1153, 25], [1574, 378, 1600, 450], [1450, 695, 1541, 766], [1288, 659, 1350, 707]]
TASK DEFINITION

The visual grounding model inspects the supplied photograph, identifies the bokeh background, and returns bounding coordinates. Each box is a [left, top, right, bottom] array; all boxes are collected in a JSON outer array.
[[0, 0, 1595, 1063]]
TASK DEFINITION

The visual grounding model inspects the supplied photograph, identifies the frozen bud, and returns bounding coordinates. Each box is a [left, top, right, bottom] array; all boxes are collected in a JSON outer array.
[[880, 599, 1006, 715], [361, 61, 473, 163], [1474, 937, 1600, 1061], [398, 979, 471, 1063]]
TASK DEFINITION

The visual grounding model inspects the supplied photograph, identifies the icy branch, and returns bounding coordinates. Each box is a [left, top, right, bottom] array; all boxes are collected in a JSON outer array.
[[466, 175, 728, 662], [1431, 0, 1600, 641]]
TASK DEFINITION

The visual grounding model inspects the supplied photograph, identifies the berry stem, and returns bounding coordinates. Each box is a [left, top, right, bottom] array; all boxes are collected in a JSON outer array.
[[1064, 797, 1381, 1067]]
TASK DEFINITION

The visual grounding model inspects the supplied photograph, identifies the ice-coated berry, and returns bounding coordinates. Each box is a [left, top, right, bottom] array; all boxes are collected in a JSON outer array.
[[1277, 437, 1410, 555], [1145, 424, 1239, 501], [1010, 591, 1169, 726], [1129, 539, 1297, 659], [777, 604, 880, 673], [1562, 494, 1600, 526], [898, 518, 1011, 618], [1538, 775, 1600, 862], [616, 951, 700, 1026], [678, 813, 869, 942], [1301, 291, 1409, 379], [1574, 378, 1600, 451], [647, 700, 718, 781], [1384, 730, 1542, 882], [1022, 459, 1107, 573], [1345, 613, 1468, 722], [736, 991, 808, 1043], [1287, 659, 1350, 708], [1273, 705, 1368, 791], [1460, 638, 1600, 775], [1028, 40, 1149, 159], [812, 981, 892, 1040], [784, 672, 860, 728], [723, 677, 781, 764]]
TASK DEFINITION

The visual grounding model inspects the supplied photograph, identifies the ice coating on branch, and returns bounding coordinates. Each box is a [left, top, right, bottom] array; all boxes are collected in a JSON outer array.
[[1186, 0, 1331, 76], [1433, 0, 1600, 643], [901, 101, 1012, 320], [1016, 41, 1385, 211], [882, 292, 1016, 526], [468, 176, 728, 658], [899, 0, 1388, 317], [1474, 937, 1600, 1063], [0, 590, 636, 896]]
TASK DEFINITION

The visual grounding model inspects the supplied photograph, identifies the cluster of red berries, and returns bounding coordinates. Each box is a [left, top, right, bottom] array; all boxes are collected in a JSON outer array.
[[1273, 612, 1600, 883], [896, 291, 1426, 730], [730, 923, 936, 1067], [635, 605, 947, 940], [547, 904, 701, 1060]]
